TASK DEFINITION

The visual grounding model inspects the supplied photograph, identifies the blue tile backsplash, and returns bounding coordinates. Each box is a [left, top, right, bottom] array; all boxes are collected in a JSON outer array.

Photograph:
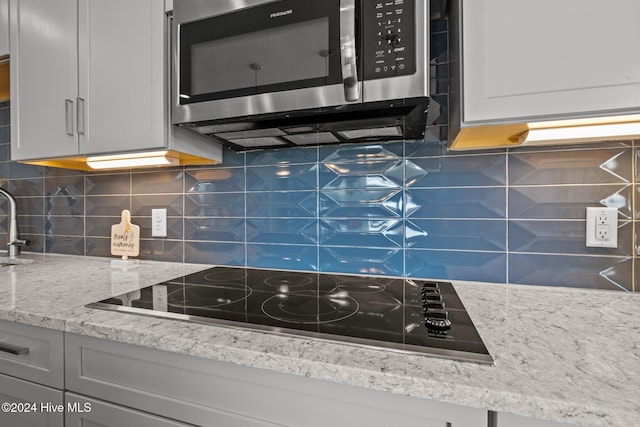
[[0, 17, 638, 292]]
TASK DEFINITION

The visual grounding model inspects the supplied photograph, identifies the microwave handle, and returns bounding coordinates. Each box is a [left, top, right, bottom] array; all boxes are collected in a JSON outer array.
[[340, 0, 360, 102]]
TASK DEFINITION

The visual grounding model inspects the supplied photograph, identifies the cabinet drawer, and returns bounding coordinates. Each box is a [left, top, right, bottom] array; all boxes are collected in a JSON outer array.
[[65, 393, 193, 427], [0, 373, 64, 427], [0, 320, 64, 388], [66, 333, 486, 427]]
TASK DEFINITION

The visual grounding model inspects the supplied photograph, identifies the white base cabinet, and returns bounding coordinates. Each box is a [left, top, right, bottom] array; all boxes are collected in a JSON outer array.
[[0, 374, 63, 427], [65, 333, 488, 427]]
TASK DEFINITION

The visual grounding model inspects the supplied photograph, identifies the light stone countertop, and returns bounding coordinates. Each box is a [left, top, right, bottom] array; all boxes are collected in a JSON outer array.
[[1, 253, 638, 427]]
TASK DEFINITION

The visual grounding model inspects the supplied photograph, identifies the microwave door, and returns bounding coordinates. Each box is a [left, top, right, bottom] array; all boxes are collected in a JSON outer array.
[[172, 0, 361, 125]]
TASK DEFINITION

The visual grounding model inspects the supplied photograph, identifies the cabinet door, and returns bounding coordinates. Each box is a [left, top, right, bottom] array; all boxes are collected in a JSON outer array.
[[461, 0, 640, 124], [65, 393, 192, 427], [0, 373, 63, 427], [77, 0, 166, 156], [0, 0, 8, 57], [10, 0, 79, 160]]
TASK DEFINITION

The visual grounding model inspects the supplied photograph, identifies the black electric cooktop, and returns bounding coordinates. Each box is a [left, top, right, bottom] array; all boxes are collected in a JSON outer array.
[[87, 267, 493, 364]]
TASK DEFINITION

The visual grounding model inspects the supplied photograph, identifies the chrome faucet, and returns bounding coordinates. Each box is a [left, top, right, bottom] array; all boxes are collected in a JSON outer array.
[[0, 188, 29, 258]]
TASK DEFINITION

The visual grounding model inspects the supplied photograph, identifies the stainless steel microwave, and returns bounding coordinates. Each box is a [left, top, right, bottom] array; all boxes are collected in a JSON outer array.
[[172, 0, 430, 151]]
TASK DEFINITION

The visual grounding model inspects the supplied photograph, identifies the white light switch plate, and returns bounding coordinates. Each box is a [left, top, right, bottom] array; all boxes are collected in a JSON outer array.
[[152, 209, 167, 238], [585, 207, 618, 248]]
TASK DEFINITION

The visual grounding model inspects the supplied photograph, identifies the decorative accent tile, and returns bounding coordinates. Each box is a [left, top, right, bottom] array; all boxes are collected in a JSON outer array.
[[320, 189, 403, 218], [318, 219, 402, 248], [509, 254, 632, 291], [407, 154, 506, 187], [246, 146, 317, 166], [319, 160, 404, 189], [509, 185, 632, 220], [247, 244, 317, 271], [246, 218, 317, 245], [185, 168, 244, 193], [184, 218, 245, 242], [45, 175, 84, 197], [510, 149, 632, 185], [406, 250, 507, 283], [246, 164, 317, 191], [319, 246, 403, 276], [509, 220, 633, 256], [407, 219, 506, 251], [406, 188, 506, 218]]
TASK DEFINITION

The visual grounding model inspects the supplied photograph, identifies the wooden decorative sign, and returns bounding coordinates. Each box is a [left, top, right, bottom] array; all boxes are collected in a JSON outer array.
[[111, 210, 140, 260]]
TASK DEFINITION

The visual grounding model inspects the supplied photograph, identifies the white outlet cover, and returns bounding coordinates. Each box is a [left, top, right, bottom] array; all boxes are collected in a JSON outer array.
[[585, 207, 618, 248], [151, 208, 167, 238]]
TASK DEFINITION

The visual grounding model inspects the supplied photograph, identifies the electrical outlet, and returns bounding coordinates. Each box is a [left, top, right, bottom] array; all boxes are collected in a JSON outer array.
[[586, 207, 617, 248], [151, 209, 167, 238]]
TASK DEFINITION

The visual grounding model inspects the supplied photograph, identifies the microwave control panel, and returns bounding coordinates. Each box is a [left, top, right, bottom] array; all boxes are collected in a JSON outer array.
[[362, 0, 416, 80]]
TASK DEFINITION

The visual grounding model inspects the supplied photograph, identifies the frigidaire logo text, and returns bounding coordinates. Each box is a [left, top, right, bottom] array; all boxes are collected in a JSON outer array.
[[270, 9, 293, 18]]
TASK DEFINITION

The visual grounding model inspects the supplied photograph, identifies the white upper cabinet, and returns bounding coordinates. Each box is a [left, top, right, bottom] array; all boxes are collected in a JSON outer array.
[[0, 0, 8, 57], [459, 0, 640, 125], [10, 0, 221, 167]]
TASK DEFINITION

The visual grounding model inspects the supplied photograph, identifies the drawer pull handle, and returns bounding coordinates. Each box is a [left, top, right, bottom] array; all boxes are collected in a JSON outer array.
[[0, 342, 30, 356]]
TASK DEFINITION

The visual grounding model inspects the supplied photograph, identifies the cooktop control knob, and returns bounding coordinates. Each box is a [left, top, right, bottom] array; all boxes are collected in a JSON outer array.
[[425, 309, 452, 332]]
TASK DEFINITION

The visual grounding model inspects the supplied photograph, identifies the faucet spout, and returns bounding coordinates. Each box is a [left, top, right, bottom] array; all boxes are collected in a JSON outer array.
[[0, 188, 29, 258]]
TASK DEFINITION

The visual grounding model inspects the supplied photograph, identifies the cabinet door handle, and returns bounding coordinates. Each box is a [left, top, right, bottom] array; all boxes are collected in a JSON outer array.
[[77, 97, 86, 135], [65, 99, 75, 136], [0, 342, 30, 356]]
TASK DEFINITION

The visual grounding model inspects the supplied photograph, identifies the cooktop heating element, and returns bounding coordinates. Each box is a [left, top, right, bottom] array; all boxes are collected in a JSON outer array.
[[87, 267, 493, 364]]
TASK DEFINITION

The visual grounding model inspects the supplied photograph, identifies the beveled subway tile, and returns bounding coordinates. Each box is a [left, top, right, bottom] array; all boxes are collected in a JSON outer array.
[[407, 219, 506, 251], [185, 167, 245, 193], [86, 216, 120, 238], [0, 107, 8, 126], [509, 149, 632, 185], [185, 241, 245, 266], [138, 217, 183, 240], [246, 164, 317, 191], [318, 218, 402, 248], [16, 214, 44, 235], [186, 192, 244, 217], [86, 237, 110, 257], [319, 159, 404, 190], [44, 166, 83, 178], [405, 138, 447, 158], [45, 236, 85, 256], [319, 189, 403, 218], [139, 239, 183, 262], [247, 218, 316, 245], [0, 126, 9, 144], [185, 217, 245, 242], [406, 188, 506, 219], [319, 246, 402, 276], [407, 154, 506, 188], [0, 143, 8, 161], [8, 177, 43, 197], [85, 195, 128, 216], [509, 185, 632, 220], [44, 175, 84, 197], [509, 140, 632, 155], [47, 195, 84, 216], [246, 191, 316, 218], [131, 170, 184, 194], [85, 173, 130, 195], [9, 162, 44, 179], [319, 143, 403, 163], [509, 254, 632, 291], [509, 220, 633, 257], [247, 244, 317, 271], [16, 197, 45, 216], [131, 194, 183, 217], [406, 250, 507, 283], [426, 94, 447, 127], [246, 146, 317, 166], [21, 233, 44, 254], [45, 216, 84, 236]]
